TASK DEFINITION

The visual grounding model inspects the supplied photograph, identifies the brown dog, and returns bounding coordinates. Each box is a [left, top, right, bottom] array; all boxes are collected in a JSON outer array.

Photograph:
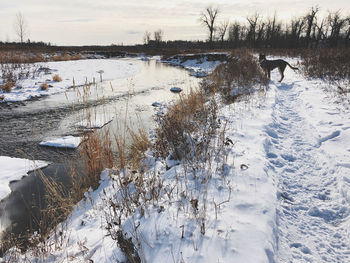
[[259, 54, 298, 82]]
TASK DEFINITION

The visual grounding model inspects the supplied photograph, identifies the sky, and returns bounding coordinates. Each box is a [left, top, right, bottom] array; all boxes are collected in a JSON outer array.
[[0, 0, 349, 46]]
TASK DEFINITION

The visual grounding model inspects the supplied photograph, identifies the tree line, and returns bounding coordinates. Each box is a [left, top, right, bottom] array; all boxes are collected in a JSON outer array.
[[200, 6, 350, 48]]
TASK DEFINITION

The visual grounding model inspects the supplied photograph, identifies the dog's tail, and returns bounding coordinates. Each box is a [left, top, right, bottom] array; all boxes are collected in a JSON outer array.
[[286, 62, 298, 70]]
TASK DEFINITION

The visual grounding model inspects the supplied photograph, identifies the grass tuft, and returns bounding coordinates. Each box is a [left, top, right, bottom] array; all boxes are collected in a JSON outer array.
[[52, 74, 62, 82], [128, 128, 151, 170], [153, 88, 217, 161], [206, 49, 267, 103], [40, 83, 49, 90], [0, 81, 16, 92]]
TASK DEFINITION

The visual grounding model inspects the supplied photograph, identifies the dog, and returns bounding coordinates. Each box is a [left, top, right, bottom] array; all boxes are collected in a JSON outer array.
[[259, 54, 298, 82]]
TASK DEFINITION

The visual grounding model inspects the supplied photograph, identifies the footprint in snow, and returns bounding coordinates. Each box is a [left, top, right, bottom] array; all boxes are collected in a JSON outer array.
[[266, 128, 279, 139], [280, 154, 296, 162], [316, 130, 341, 147], [290, 243, 312, 254]]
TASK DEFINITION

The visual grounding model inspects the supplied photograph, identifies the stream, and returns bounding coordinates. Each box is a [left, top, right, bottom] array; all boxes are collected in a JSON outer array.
[[0, 57, 201, 249]]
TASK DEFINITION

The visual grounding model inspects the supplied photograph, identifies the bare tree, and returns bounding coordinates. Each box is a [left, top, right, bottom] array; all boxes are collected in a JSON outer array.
[[305, 6, 319, 46], [143, 31, 151, 45], [246, 13, 260, 46], [14, 12, 28, 43], [345, 16, 350, 40], [327, 11, 347, 46], [199, 7, 220, 44], [154, 29, 164, 47], [228, 21, 242, 47], [217, 20, 229, 43]]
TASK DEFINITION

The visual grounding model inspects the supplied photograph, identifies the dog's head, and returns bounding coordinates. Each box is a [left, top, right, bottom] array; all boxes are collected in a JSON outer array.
[[259, 54, 266, 61]]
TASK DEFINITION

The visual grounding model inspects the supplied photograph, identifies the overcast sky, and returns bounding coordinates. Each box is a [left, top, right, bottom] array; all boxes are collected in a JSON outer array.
[[0, 0, 349, 45]]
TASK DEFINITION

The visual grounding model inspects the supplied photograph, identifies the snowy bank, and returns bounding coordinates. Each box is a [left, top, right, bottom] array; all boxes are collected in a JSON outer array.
[[0, 59, 141, 102], [164, 53, 228, 77], [4, 55, 350, 263], [8, 91, 278, 263], [0, 156, 49, 200]]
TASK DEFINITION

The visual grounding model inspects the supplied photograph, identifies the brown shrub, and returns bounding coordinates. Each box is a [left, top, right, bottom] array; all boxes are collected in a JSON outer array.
[[0, 81, 15, 92], [80, 131, 114, 189], [40, 83, 49, 90], [206, 49, 267, 103], [301, 48, 350, 82], [128, 128, 151, 169], [153, 89, 217, 160], [52, 74, 62, 82]]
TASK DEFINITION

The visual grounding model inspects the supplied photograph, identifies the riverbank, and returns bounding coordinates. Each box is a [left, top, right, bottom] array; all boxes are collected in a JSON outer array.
[[0, 54, 224, 256], [3, 50, 350, 262]]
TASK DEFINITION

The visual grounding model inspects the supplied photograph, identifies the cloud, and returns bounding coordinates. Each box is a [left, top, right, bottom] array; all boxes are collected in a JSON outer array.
[[126, 30, 141, 35], [58, 18, 94, 23], [0, 0, 349, 45]]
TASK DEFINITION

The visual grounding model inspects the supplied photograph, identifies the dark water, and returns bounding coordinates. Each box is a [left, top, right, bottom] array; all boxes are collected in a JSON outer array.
[[0, 58, 200, 250]]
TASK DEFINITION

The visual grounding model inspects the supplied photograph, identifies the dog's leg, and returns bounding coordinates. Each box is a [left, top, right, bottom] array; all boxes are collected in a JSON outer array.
[[278, 68, 284, 82], [279, 65, 286, 82]]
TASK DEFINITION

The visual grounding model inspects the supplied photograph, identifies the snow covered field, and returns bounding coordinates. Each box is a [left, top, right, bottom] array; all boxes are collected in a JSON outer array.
[[0, 59, 141, 102], [2, 57, 350, 262]]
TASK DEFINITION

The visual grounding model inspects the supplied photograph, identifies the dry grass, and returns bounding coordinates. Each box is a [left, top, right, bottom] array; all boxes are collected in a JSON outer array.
[[0, 51, 83, 64], [52, 53, 82, 62], [52, 74, 62, 82], [0, 51, 45, 64], [301, 48, 350, 82], [153, 88, 217, 161], [128, 128, 151, 170], [81, 131, 114, 189], [206, 49, 268, 103], [0, 81, 15, 92], [40, 83, 49, 90]]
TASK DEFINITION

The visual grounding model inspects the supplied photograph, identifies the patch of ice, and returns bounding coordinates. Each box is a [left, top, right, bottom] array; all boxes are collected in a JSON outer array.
[[0, 156, 49, 200], [39, 136, 82, 149]]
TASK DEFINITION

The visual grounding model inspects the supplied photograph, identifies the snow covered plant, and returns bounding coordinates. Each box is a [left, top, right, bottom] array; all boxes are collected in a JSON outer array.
[[0, 62, 40, 92], [206, 50, 268, 103]]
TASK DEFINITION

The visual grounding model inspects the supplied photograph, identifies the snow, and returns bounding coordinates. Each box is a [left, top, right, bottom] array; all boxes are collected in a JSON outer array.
[[39, 136, 82, 149], [268, 75, 350, 262], [0, 59, 141, 102], [0, 156, 49, 200], [165, 53, 226, 77], [3, 56, 350, 263]]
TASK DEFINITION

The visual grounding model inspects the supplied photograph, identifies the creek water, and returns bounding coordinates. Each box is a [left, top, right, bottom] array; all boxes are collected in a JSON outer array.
[[0, 57, 201, 248]]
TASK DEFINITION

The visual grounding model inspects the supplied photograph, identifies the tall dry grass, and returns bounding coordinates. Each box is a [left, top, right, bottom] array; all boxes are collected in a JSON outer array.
[[128, 128, 151, 170], [301, 48, 350, 82], [153, 88, 217, 162], [206, 49, 268, 103], [0, 81, 15, 92]]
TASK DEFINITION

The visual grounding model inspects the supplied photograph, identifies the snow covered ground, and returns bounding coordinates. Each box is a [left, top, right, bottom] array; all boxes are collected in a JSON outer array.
[[165, 53, 227, 77], [0, 156, 49, 200], [268, 76, 350, 262], [0, 59, 141, 102], [3, 57, 350, 262]]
